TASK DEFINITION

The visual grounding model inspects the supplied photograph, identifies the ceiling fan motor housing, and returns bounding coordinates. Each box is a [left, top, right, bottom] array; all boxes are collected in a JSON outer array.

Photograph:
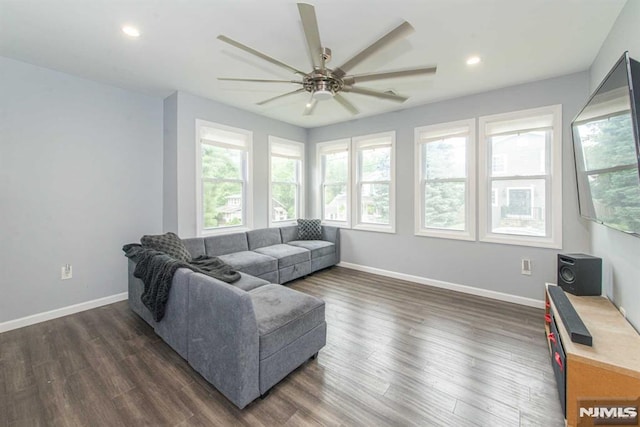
[[304, 69, 343, 99]]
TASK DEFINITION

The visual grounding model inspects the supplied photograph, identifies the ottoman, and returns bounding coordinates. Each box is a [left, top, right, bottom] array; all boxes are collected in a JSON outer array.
[[249, 284, 327, 395]]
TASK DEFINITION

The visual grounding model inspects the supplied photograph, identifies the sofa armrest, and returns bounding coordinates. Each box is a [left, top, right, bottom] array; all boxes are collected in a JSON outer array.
[[187, 273, 260, 409], [321, 225, 340, 263]]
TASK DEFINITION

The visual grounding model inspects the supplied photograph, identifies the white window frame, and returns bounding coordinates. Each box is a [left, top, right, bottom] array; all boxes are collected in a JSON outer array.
[[414, 119, 476, 241], [195, 119, 253, 236], [268, 136, 305, 227], [352, 131, 396, 233], [478, 104, 562, 248], [317, 139, 351, 228]]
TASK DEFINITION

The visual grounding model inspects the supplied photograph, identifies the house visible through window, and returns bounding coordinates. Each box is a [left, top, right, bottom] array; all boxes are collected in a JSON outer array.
[[492, 154, 507, 175], [506, 187, 534, 217], [269, 137, 304, 226], [479, 105, 562, 248], [196, 120, 252, 235]]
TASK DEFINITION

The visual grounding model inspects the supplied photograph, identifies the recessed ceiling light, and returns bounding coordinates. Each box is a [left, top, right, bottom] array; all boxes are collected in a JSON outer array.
[[122, 25, 141, 38], [466, 56, 481, 66]]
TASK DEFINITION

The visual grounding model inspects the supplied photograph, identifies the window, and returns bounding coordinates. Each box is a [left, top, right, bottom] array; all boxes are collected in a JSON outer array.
[[268, 137, 304, 226], [353, 132, 396, 232], [196, 120, 252, 235], [318, 139, 351, 227], [478, 105, 562, 248], [415, 119, 476, 240]]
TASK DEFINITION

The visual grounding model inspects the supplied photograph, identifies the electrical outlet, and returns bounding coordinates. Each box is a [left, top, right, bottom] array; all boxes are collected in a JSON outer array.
[[620, 307, 626, 318], [61, 264, 72, 280], [521, 258, 532, 275]]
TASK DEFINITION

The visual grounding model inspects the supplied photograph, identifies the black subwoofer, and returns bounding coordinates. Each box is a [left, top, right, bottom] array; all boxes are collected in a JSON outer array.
[[557, 253, 602, 296]]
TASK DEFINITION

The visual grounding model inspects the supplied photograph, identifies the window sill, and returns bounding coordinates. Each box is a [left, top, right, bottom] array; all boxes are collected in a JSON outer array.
[[415, 229, 475, 242], [352, 223, 396, 234], [479, 233, 561, 249], [199, 226, 251, 237], [269, 220, 298, 228], [321, 220, 351, 229]]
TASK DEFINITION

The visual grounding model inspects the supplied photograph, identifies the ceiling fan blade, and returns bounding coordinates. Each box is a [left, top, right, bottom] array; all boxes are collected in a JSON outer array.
[[342, 86, 408, 102], [218, 78, 303, 84], [257, 88, 306, 106], [334, 94, 359, 115], [342, 66, 437, 85], [303, 99, 318, 116], [297, 3, 324, 70], [217, 35, 306, 76], [333, 21, 414, 78]]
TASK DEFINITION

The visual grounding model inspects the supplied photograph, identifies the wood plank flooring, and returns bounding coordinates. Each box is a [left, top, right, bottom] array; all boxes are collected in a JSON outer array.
[[0, 266, 565, 426]]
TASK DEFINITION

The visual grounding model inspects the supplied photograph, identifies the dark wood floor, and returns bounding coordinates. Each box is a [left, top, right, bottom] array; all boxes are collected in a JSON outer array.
[[1, 266, 565, 426]]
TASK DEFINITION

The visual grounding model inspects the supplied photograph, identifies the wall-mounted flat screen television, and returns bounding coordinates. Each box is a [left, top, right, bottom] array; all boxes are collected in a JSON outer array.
[[571, 52, 640, 236]]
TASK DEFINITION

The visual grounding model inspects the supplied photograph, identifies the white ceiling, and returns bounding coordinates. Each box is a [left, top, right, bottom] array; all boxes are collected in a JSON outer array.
[[0, 0, 626, 128]]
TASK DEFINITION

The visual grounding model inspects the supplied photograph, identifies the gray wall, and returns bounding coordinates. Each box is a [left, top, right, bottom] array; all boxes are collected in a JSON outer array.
[[163, 93, 179, 233], [308, 72, 591, 301], [0, 57, 163, 323], [163, 91, 307, 237], [588, 0, 640, 331]]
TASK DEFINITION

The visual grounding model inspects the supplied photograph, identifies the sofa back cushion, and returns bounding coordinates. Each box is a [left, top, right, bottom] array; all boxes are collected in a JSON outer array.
[[247, 228, 282, 250], [182, 237, 206, 258], [204, 232, 249, 256], [279, 225, 298, 243]]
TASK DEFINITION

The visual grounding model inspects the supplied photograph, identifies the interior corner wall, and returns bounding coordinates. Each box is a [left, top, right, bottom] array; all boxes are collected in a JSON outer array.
[[588, 0, 640, 331], [164, 91, 306, 237], [307, 72, 591, 302], [163, 92, 179, 232], [0, 57, 163, 324]]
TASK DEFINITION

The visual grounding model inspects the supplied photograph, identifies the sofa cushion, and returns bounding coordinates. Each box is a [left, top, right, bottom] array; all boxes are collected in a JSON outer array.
[[218, 251, 277, 277], [232, 272, 270, 292], [182, 237, 206, 258], [141, 232, 192, 262], [279, 225, 298, 243], [247, 228, 282, 250], [204, 232, 248, 257], [253, 244, 310, 268], [249, 284, 325, 360], [287, 240, 335, 259]]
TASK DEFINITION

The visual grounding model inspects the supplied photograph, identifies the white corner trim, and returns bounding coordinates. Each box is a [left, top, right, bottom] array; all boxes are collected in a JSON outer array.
[[338, 262, 544, 309], [0, 292, 129, 333]]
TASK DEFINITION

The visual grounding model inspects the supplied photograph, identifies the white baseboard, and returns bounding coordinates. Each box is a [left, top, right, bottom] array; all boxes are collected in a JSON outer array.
[[338, 262, 544, 309], [0, 292, 129, 333]]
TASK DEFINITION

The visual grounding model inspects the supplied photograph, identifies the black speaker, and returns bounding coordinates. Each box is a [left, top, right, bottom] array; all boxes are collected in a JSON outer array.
[[557, 253, 602, 296]]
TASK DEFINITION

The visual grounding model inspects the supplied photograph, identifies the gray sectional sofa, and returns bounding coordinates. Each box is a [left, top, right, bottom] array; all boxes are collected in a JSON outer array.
[[127, 225, 339, 409]]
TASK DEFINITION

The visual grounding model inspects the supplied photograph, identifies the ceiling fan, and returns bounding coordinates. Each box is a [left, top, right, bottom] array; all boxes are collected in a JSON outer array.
[[217, 3, 437, 116]]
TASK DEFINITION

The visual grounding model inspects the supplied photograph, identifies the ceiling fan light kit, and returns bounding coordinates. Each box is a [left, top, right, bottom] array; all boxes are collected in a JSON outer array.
[[217, 2, 437, 116], [312, 86, 334, 101]]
